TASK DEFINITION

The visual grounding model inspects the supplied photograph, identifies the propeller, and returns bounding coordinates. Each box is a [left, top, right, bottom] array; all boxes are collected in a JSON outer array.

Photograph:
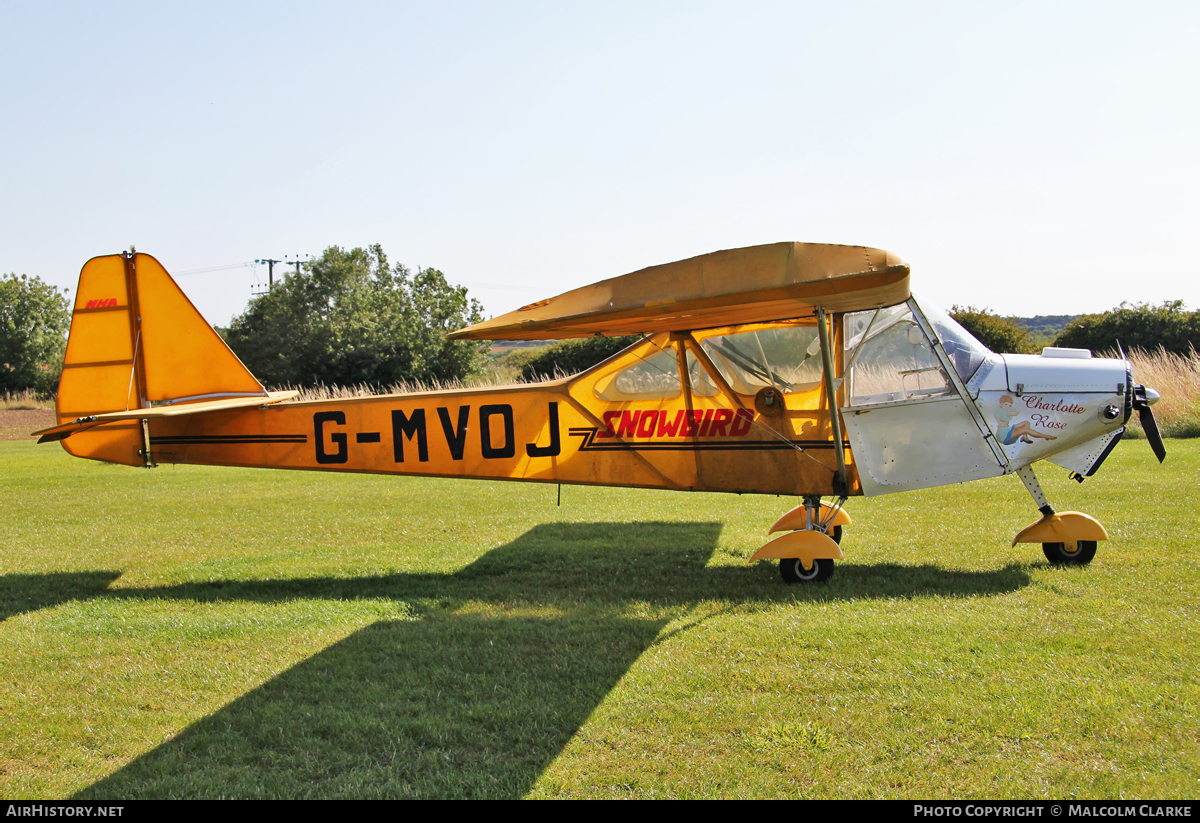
[[1132, 383, 1166, 463]]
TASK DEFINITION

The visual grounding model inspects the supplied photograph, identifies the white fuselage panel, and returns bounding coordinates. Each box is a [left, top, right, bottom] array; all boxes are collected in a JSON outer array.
[[842, 396, 1004, 495], [1001, 354, 1127, 394]]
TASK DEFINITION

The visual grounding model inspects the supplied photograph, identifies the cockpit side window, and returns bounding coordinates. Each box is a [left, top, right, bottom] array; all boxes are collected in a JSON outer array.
[[844, 305, 955, 406], [698, 325, 824, 395], [608, 347, 681, 398], [593, 343, 720, 400], [686, 350, 719, 396]]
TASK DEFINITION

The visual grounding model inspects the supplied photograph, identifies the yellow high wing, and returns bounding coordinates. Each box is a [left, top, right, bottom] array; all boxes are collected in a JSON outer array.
[[40, 244, 910, 497], [448, 241, 909, 340]]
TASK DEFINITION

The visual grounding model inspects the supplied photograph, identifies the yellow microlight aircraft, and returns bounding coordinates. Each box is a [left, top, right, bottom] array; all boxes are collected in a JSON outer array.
[[37, 243, 1165, 583]]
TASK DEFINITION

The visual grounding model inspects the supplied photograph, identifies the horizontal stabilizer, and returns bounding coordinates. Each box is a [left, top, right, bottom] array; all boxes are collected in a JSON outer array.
[[36, 391, 298, 443]]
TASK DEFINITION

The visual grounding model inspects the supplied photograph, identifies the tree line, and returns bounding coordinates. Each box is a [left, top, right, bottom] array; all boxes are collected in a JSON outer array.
[[2, 247, 1197, 397], [950, 301, 1200, 356], [1, 273, 70, 395], [221, 245, 489, 389]]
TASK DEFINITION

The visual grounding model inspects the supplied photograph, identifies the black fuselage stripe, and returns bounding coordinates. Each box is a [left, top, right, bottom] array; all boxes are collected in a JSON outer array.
[[575, 442, 841, 451], [149, 436, 307, 444], [567, 428, 845, 452]]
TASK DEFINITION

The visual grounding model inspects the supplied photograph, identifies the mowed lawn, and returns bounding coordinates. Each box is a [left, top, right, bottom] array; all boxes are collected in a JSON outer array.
[[0, 438, 1195, 799]]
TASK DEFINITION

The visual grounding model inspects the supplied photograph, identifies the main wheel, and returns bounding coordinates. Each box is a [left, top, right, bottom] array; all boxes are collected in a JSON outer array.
[[780, 557, 834, 584], [1042, 540, 1097, 566], [829, 525, 843, 544]]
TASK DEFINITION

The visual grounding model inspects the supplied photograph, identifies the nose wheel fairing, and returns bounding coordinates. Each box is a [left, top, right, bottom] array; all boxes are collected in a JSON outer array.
[[768, 501, 851, 534], [1011, 511, 1108, 547]]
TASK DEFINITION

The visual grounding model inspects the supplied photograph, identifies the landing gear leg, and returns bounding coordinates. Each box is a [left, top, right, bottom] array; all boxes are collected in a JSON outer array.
[[802, 495, 847, 543], [1016, 466, 1054, 518]]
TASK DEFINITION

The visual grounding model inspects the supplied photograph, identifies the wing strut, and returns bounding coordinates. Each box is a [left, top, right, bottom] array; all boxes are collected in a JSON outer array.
[[816, 307, 848, 496]]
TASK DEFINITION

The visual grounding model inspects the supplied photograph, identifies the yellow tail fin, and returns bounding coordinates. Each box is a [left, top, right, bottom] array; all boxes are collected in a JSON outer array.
[[55, 252, 266, 465]]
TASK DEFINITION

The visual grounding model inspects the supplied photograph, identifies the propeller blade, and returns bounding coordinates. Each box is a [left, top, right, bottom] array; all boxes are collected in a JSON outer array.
[[1137, 405, 1167, 463]]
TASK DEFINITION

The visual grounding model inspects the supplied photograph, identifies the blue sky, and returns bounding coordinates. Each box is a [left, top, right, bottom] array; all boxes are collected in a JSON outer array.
[[2, 1, 1196, 326]]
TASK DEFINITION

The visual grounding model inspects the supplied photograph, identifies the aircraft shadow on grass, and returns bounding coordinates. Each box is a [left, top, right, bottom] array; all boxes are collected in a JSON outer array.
[[0, 570, 123, 624], [8, 521, 1033, 799]]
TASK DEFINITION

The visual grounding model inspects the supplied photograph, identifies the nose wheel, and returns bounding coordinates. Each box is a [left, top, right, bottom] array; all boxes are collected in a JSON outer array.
[[1042, 540, 1097, 566]]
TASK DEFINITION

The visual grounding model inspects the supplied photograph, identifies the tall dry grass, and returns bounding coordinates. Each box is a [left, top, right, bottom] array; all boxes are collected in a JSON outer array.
[[2, 389, 53, 411], [1121, 348, 1200, 439], [0, 362, 553, 411], [279, 361, 558, 403]]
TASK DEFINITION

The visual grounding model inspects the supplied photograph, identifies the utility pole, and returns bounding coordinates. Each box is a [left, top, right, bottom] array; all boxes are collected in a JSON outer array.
[[284, 254, 309, 276], [254, 258, 281, 291]]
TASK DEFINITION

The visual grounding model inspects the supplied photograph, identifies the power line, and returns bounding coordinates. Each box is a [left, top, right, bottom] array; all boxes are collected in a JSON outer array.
[[175, 262, 257, 277], [173, 260, 552, 295]]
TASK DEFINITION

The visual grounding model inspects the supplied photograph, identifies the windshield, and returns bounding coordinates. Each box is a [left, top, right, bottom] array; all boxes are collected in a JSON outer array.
[[912, 293, 990, 382]]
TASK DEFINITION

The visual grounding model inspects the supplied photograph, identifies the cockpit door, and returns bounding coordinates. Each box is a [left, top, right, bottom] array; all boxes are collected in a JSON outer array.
[[838, 300, 1006, 496]]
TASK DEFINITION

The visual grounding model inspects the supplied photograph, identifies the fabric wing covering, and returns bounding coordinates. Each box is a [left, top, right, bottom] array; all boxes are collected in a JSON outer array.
[[449, 242, 910, 341]]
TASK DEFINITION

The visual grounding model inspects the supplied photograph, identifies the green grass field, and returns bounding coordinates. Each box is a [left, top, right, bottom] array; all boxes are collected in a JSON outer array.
[[1, 439, 1195, 799]]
